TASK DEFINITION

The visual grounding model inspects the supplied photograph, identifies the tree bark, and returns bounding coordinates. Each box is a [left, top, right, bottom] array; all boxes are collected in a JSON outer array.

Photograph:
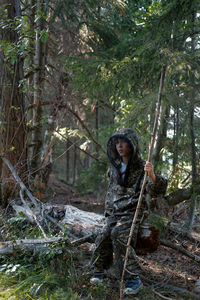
[[31, 0, 47, 172], [73, 145, 77, 184], [66, 140, 70, 183], [186, 10, 197, 230], [152, 104, 169, 168], [0, 0, 28, 206], [171, 103, 180, 188]]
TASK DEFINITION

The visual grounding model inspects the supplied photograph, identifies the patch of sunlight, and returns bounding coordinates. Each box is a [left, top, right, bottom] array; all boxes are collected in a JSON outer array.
[[0, 287, 17, 300]]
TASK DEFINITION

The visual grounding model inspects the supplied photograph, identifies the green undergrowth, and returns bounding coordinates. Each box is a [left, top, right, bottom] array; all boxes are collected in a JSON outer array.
[[0, 214, 197, 300], [0, 252, 198, 300]]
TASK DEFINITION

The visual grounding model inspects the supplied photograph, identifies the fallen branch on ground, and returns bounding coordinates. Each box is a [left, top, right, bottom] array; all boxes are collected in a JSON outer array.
[[72, 233, 97, 246], [141, 276, 200, 300], [151, 288, 174, 300], [2, 157, 47, 237], [2, 157, 72, 244], [0, 236, 70, 256], [160, 239, 200, 263], [167, 222, 200, 244], [158, 283, 200, 300]]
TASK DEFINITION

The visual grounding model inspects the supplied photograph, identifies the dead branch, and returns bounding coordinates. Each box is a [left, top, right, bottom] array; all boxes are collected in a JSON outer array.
[[157, 283, 200, 300], [165, 184, 200, 207], [2, 157, 40, 209], [55, 131, 100, 161], [0, 236, 70, 256], [66, 104, 106, 155], [1, 157, 73, 243], [67, 137, 100, 161], [142, 277, 200, 300], [151, 288, 173, 300], [2, 157, 47, 237], [167, 222, 200, 244], [160, 239, 200, 263], [72, 232, 97, 246], [19, 190, 47, 238], [165, 188, 191, 206]]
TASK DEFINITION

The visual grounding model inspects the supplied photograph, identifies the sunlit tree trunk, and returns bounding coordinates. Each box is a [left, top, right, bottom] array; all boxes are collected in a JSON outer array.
[[0, 0, 28, 206]]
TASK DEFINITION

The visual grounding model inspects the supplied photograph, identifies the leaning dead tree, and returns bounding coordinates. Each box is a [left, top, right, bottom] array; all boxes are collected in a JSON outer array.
[[1, 157, 74, 241]]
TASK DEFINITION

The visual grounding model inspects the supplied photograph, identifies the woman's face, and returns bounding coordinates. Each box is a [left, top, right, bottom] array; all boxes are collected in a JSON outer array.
[[115, 138, 132, 162]]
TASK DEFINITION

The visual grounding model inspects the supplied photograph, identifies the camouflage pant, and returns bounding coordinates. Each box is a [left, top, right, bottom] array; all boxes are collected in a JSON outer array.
[[92, 215, 141, 280]]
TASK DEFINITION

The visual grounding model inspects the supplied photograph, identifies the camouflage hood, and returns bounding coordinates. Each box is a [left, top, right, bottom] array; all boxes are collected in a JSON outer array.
[[107, 128, 141, 169]]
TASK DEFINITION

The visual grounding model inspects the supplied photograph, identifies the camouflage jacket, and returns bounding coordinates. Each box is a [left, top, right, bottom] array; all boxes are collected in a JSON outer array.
[[105, 128, 167, 217]]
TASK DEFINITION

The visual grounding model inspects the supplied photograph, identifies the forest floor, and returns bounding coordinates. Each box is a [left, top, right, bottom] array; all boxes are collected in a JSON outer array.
[[0, 176, 200, 299], [46, 176, 200, 299]]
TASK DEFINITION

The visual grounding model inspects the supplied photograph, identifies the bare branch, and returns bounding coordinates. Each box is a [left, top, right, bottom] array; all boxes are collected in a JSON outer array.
[[66, 105, 106, 155]]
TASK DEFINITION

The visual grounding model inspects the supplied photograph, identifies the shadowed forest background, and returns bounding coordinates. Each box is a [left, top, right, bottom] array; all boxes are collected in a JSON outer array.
[[0, 0, 200, 299]]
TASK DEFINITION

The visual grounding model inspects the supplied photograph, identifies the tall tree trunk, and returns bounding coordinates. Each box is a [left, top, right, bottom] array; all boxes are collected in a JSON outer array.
[[172, 103, 180, 188], [0, 0, 28, 206], [186, 102, 197, 230], [73, 146, 77, 184], [186, 10, 197, 230], [27, 0, 35, 115], [66, 140, 70, 183], [95, 100, 99, 153], [31, 0, 47, 171]]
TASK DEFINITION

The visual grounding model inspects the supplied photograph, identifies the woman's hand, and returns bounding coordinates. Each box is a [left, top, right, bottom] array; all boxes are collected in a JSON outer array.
[[144, 161, 156, 182]]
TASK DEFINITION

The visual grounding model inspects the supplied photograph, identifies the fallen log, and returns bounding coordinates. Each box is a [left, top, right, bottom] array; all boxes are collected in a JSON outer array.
[[10, 201, 200, 263], [11, 202, 105, 236], [165, 185, 200, 207]]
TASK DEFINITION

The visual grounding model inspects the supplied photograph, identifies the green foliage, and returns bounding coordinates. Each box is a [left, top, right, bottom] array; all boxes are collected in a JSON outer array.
[[0, 252, 79, 299], [148, 213, 167, 235], [0, 213, 196, 300], [75, 160, 107, 195], [59, 0, 200, 190], [1, 214, 43, 240]]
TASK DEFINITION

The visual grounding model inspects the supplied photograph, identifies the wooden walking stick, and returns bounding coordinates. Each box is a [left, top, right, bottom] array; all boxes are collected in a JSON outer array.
[[119, 65, 166, 300]]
